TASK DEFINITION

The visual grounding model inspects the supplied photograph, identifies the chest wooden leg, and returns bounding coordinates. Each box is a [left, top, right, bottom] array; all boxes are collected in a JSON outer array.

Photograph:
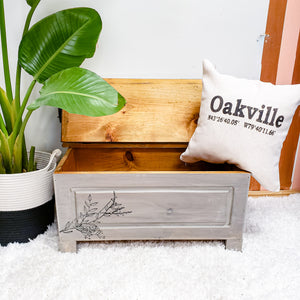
[[59, 240, 77, 253], [225, 238, 243, 251]]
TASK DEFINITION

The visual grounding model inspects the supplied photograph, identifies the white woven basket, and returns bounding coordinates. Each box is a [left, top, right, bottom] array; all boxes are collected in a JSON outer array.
[[0, 149, 61, 211]]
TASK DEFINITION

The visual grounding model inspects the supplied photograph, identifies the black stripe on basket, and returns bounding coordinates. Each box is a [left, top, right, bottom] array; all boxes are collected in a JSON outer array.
[[0, 197, 55, 246]]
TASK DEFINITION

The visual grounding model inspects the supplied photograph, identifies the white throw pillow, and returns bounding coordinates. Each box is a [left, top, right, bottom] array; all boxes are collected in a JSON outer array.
[[180, 60, 300, 191]]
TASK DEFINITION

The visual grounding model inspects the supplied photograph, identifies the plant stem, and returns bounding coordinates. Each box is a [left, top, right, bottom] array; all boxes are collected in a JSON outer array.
[[21, 136, 28, 171], [28, 146, 35, 172], [18, 109, 33, 140], [0, 0, 13, 102], [0, 129, 12, 173], [11, 80, 36, 144], [15, 0, 41, 109], [12, 109, 33, 172], [11, 0, 41, 172], [0, 154, 6, 173], [14, 65, 22, 110], [0, 87, 14, 133], [23, 0, 41, 35], [0, 114, 8, 136], [8, 79, 35, 172]]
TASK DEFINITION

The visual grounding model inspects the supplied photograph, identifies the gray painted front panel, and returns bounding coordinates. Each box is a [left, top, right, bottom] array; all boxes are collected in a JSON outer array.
[[73, 187, 233, 225], [54, 172, 250, 252]]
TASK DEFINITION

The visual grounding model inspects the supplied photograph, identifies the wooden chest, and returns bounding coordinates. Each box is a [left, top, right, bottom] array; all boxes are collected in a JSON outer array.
[[54, 79, 250, 252]]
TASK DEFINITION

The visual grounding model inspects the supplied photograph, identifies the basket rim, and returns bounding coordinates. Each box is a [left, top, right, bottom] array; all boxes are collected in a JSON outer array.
[[0, 150, 54, 177]]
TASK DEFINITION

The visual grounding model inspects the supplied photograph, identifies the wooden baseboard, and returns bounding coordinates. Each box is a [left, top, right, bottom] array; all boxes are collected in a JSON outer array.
[[248, 190, 299, 197]]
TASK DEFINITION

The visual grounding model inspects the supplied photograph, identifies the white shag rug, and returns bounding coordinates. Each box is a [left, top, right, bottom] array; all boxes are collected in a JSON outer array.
[[0, 194, 300, 300]]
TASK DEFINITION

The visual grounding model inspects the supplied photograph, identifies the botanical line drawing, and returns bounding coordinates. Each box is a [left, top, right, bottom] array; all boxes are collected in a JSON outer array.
[[60, 191, 132, 239]]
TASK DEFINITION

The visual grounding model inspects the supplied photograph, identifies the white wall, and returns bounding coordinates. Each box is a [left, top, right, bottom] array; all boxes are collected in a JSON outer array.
[[0, 0, 269, 152]]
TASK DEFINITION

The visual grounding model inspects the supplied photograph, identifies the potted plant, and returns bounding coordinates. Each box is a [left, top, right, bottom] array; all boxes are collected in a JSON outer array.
[[0, 0, 125, 245]]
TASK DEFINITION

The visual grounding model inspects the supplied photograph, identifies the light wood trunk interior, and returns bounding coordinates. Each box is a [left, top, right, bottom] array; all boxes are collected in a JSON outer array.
[[56, 147, 241, 173]]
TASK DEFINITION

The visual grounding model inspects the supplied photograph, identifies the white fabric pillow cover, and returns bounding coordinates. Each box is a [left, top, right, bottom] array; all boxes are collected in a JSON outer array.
[[180, 60, 300, 191]]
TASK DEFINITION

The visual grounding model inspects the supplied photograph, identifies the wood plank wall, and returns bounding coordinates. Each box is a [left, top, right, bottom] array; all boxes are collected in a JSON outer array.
[[291, 31, 300, 190], [260, 0, 300, 192]]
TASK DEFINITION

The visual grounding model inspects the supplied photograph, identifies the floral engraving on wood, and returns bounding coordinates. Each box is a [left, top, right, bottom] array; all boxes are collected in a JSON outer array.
[[60, 191, 132, 239]]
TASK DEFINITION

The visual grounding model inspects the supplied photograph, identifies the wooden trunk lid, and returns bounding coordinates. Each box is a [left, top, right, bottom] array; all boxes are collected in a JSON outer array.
[[62, 79, 202, 144]]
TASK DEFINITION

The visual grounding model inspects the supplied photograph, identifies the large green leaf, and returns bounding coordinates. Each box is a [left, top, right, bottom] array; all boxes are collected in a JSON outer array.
[[27, 67, 126, 117], [18, 7, 102, 83]]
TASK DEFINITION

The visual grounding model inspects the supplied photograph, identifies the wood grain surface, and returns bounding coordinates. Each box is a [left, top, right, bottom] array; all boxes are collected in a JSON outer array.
[[56, 148, 244, 173], [62, 79, 201, 143]]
